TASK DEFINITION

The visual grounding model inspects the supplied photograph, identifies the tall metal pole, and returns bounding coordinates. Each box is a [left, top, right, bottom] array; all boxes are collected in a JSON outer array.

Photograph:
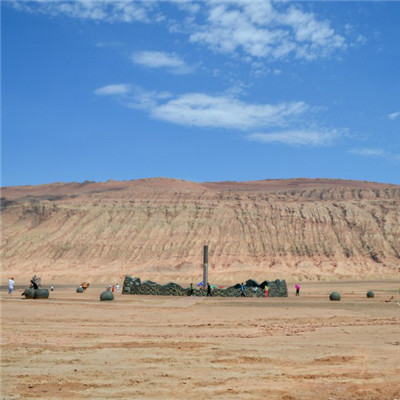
[[203, 245, 208, 289]]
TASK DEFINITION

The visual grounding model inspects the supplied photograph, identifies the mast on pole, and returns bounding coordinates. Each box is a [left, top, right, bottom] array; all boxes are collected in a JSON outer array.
[[203, 245, 208, 289]]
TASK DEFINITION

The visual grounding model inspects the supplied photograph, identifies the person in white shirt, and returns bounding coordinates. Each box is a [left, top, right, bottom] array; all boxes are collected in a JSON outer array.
[[8, 277, 15, 296], [116, 283, 120, 293]]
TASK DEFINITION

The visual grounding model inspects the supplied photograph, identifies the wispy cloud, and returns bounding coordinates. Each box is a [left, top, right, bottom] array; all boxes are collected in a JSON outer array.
[[94, 84, 131, 96], [10, 0, 349, 63], [349, 148, 400, 164], [137, 93, 308, 130], [94, 84, 343, 148], [388, 111, 400, 120], [131, 51, 192, 74], [95, 41, 123, 49], [349, 148, 386, 157], [94, 84, 310, 131], [248, 130, 339, 147], [9, 0, 152, 23], [189, 0, 347, 61]]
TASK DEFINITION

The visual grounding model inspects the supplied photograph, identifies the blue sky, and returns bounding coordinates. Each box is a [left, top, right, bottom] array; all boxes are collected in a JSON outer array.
[[2, 0, 400, 186]]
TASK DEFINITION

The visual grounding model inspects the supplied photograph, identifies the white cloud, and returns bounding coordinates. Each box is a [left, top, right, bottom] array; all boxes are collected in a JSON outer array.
[[248, 130, 339, 146], [127, 88, 173, 110], [9, 0, 151, 23], [95, 84, 343, 147], [356, 34, 367, 45], [349, 148, 386, 157], [95, 41, 122, 48], [94, 84, 131, 96], [137, 93, 308, 130], [170, 0, 200, 15], [388, 111, 400, 120], [131, 51, 192, 74], [94, 83, 310, 130], [10, 1, 349, 63], [349, 148, 400, 164], [189, 0, 346, 61]]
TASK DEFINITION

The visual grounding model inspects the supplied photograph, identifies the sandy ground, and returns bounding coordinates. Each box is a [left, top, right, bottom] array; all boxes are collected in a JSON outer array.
[[1, 281, 400, 400]]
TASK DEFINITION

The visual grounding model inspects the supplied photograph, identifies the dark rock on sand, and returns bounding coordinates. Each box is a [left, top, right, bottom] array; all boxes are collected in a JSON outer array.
[[100, 290, 114, 301]]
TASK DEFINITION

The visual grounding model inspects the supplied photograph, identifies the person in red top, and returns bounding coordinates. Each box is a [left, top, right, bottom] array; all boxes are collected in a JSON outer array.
[[295, 284, 300, 296]]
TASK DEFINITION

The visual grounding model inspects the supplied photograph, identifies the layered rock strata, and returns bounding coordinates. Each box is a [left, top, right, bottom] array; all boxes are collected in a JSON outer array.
[[1, 178, 399, 283]]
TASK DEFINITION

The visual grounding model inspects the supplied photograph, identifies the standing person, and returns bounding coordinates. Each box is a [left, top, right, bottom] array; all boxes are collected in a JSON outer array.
[[51, 285, 54, 292], [240, 283, 246, 297], [189, 283, 194, 296], [264, 284, 269, 298], [207, 282, 212, 297], [116, 283, 120, 294], [8, 277, 15, 296], [295, 284, 300, 296], [112, 285, 115, 293]]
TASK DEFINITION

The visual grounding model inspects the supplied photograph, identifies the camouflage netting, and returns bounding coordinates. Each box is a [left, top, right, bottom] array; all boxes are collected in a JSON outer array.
[[122, 276, 288, 297]]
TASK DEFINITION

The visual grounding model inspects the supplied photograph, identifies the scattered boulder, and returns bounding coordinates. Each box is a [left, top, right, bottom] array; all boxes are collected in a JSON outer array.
[[329, 292, 341, 301], [100, 289, 114, 301], [229, 283, 242, 290], [161, 282, 182, 290], [22, 288, 36, 299], [122, 276, 142, 293], [21, 276, 49, 299], [123, 276, 288, 297], [34, 289, 50, 299], [366, 291, 374, 298], [131, 277, 141, 286], [142, 282, 162, 290], [143, 280, 158, 285], [245, 279, 259, 287]]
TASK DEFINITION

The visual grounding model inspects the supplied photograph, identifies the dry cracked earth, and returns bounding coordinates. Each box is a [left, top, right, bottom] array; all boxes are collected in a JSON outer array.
[[1, 281, 400, 400]]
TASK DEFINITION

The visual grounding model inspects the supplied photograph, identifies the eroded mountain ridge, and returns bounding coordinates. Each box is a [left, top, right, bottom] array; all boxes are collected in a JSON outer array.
[[1, 178, 399, 283]]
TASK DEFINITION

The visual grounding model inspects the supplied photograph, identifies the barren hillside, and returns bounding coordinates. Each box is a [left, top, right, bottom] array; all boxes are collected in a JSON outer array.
[[1, 178, 400, 284]]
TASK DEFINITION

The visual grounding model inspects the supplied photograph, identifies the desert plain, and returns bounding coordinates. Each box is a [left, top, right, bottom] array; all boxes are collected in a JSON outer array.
[[1, 178, 400, 398], [1, 280, 400, 400]]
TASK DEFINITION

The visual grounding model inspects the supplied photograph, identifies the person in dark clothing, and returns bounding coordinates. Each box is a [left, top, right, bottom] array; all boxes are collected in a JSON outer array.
[[189, 283, 194, 296], [240, 283, 246, 297], [30, 280, 39, 290], [207, 282, 212, 297]]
